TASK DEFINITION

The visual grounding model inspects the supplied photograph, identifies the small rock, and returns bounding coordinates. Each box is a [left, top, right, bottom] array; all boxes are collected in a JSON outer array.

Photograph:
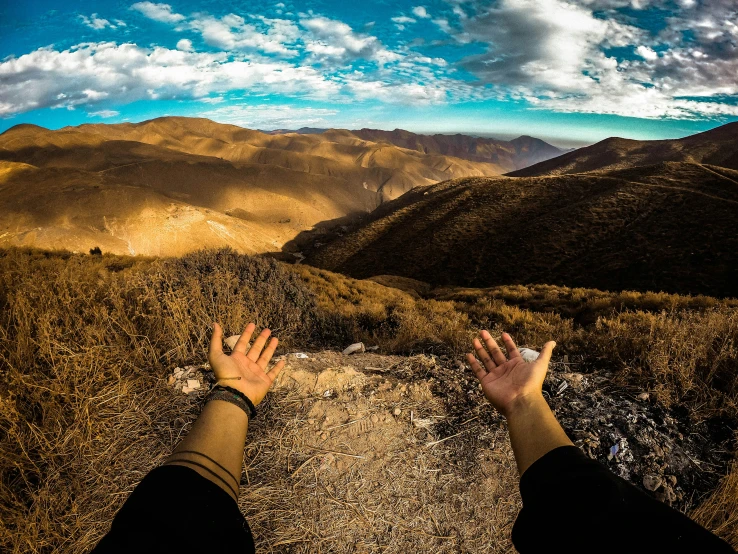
[[167, 375, 176, 385], [182, 386, 194, 394], [224, 335, 241, 350], [342, 342, 365, 356], [186, 379, 201, 390], [519, 348, 540, 362], [323, 389, 333, 397], [393, 408, 402, 416], [366, 345, 379, 351], [293, 352, 309, 359], [665, 475, 677, 486], [561, 372, 585, 388], [637, 392, 650, 401], [643, 474, 662, 492], [321, 433, 329, 440], [371, 414, 379, 423]]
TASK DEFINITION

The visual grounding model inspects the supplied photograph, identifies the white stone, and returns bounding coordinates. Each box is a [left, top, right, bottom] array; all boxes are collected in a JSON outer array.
[[342, 343, 365, 356], [186, 379, 201, 390], [224, 335, 241, 350]]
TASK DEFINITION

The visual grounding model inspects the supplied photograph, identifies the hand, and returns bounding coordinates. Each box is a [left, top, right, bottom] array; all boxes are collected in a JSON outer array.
[[208, 322, 286, 406], [466, 330, 555, 417]]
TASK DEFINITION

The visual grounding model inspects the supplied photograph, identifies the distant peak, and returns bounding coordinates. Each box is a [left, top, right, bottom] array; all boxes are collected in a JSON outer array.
[[1, 123, 48, 136]]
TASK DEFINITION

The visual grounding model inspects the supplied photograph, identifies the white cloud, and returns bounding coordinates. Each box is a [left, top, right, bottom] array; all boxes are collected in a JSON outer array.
[[0, 42, 340, 117], [130, 2, 185, 24], [412, 6, 430, 18], [636, 45, 657, 60], [88, 109, 120, 118], [176, 38, 193, 51], [188, 14, 300, 56], [454, 0, 738, 119], [392, 16, 416, 24], [199, 104, 339, 129], [301, 16, 401, 64], [79, 14, 116, 30], [433, 18, 452, 33]]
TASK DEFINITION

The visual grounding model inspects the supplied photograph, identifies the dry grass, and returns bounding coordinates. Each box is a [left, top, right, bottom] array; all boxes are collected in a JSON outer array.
[[0, 247, 736, 552]]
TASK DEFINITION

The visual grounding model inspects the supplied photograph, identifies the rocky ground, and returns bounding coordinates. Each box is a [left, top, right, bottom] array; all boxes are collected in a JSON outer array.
[[165, 349, 735, 552]]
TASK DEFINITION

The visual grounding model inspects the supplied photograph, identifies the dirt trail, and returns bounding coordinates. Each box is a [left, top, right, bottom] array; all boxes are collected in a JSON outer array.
[[167, 350, 734, 553]]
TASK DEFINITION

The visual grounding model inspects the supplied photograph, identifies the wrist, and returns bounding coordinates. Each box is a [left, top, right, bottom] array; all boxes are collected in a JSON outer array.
[[503, 392, 547, 419]]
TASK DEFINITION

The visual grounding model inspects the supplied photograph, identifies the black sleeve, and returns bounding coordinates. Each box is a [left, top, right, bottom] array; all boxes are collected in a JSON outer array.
[[91, 465, 255, 554], [512, 446, 734, 554]]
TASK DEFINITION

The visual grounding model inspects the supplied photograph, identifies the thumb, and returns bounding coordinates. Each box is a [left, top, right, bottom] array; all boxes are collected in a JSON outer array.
[[209, 322, 223, 360], [537, 340, 556, 367]]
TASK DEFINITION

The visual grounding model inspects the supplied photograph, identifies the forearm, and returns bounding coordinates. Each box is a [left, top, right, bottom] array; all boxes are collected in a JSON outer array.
[[505, 393, 573, 475], [165, 399, 249, 500]]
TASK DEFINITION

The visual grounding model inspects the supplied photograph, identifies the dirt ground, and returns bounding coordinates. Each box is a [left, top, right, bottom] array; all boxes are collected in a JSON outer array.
[[162, 349, 734, 553]]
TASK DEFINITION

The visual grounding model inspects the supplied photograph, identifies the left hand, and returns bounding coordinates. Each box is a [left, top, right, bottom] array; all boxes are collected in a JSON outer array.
[[208, 322, 286, 406]]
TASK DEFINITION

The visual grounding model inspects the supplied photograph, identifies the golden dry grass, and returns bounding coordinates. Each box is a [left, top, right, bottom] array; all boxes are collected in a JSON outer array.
[[0, 247, 736, 551]]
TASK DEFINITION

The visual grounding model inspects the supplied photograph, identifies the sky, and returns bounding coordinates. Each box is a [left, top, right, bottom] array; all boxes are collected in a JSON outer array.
[[0, 1, 737, 147]]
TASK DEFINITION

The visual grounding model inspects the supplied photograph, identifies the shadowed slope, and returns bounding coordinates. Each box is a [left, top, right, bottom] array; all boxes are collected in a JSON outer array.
[[509, 122, 738, 177], [307, 162, 738, 297]]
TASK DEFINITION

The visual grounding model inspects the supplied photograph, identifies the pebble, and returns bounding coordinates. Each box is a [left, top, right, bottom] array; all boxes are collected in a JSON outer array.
[[186, 379, 201, 390], [167, 375, 175, 385], [643, 474, 662, 491], [393, 408, 402, 416], [371, 414, 379, 423], [637, 392, 650, 401], [224, 335, 241, 350], [321, 433, 329, 440]]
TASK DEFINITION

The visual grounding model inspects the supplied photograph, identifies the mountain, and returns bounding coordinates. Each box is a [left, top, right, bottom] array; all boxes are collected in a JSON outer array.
[[349, 129, 565, 170], [306, 162, 738, 297], [0, 117, 505, 256], [264, 127, 567, 170], [509, 121, 738, 177]]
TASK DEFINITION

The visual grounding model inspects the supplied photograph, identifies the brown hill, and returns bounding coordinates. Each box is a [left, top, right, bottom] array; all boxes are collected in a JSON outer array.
[[306, 162, 738, 297], [345, 128, 565, 170], [0, 117, 505, 256], [509, 122, 738, 177]]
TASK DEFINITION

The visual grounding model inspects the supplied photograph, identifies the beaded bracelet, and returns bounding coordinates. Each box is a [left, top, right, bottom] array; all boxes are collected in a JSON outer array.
[[207, 385, 257, 419]]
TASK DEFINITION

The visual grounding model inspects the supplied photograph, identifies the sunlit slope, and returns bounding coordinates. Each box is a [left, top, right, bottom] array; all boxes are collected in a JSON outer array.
[[0, 117, 509, 255], [307, 162, 738, 297]]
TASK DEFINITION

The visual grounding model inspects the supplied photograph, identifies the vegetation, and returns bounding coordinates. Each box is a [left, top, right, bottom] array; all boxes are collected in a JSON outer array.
[[0, 247, 736, 551]]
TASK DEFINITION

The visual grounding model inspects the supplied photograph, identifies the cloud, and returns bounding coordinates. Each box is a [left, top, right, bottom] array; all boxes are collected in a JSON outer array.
[[392, 16, 417, 24], [79, 14, 117, 30], [176, 39, 193, 52], [199, 104, 339, 129], [450, 0, 738, 119], [412, 6, 430, 18], [88, 109, 120, 118], [301, 16, 401, 64], [188, 14, 300, 56], [0, 42, 340, 117], [130, 2, 185, 24]]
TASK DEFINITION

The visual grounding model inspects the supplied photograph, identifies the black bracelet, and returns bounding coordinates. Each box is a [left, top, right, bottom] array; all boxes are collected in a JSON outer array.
[[208, 385, 257, 419]]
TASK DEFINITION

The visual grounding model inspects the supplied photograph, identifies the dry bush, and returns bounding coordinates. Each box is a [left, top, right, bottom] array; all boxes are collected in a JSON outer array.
[[692, 460, 738, 547], [1, 247, 737, 551]]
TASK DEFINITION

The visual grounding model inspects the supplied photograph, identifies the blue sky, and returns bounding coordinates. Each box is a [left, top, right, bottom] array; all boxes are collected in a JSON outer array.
[[1, 0, 737, 147]]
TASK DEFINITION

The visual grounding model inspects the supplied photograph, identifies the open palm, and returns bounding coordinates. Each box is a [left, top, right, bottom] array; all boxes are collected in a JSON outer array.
[[466, 330, 555, 417], [208, 322, 285, 406]]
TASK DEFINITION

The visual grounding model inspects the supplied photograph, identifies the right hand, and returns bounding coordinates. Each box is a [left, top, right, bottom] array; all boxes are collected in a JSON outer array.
[[208, 322, 285, 406], [466, 330, 555, 417]]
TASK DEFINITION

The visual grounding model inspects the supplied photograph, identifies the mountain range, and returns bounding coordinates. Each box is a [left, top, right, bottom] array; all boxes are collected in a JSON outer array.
[[0, 117, 562, 256]]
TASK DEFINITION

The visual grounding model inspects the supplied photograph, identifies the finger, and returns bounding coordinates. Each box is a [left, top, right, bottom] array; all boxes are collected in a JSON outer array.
[[501, 332, 521, 359], [233, 322, 256, 354], [257, 337, 279, 370], [208, 322, 223, 361], [267, 359, 285, 382], [247, 328, 272, 362], [466, 353, 487, 380], [537, 341, 556, 367], [473, 337, 497, 371], [481, 330, 507, 366]]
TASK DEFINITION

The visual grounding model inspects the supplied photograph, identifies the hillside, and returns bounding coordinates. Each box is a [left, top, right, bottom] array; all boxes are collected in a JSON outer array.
[[0, 117, 509, 256], [306, 162, 738, 297], [509, 121, 738, 176]]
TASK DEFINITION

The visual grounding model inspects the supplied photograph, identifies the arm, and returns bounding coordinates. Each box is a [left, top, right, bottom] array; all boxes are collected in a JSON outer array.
[[92, 322, 284, 553], [466, 330, 734, 553], [164, 322, 285, 500], [466, 330, 571, 474]]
